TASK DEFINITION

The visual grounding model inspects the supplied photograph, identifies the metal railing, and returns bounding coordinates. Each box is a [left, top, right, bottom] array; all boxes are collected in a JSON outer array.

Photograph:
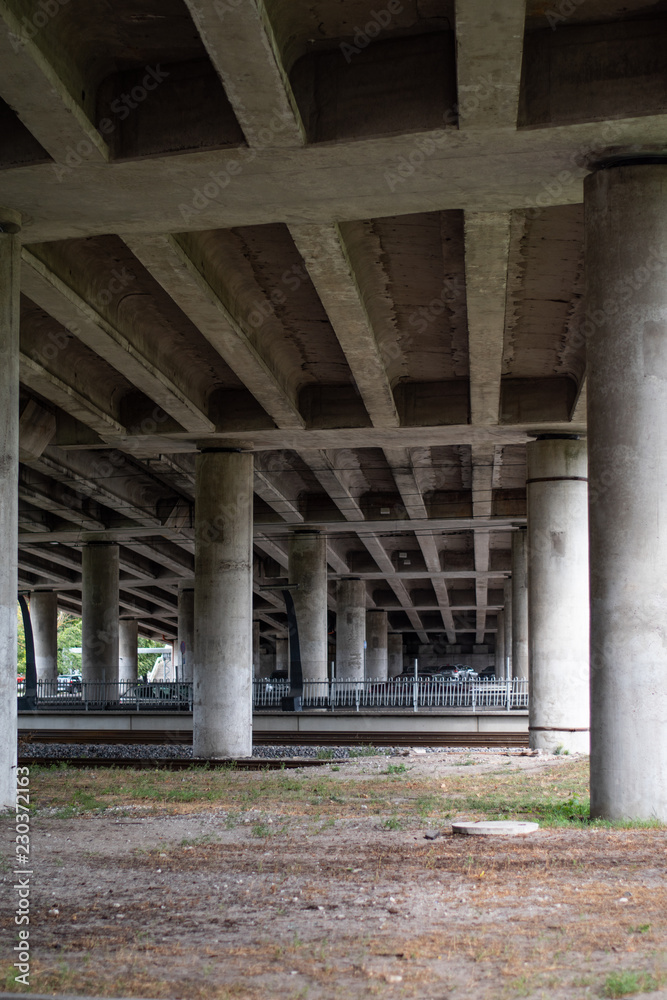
[[17, 677, 528, 713], [17, 679, 193, 711], [253, 677, 529, 712]]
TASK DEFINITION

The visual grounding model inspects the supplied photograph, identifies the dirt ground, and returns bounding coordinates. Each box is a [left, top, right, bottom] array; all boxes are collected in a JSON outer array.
[[2, 750, 666, 1000]]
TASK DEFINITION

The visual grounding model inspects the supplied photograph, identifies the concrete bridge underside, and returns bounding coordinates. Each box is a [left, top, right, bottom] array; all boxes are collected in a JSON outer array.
[[1, 0, 667, 818]]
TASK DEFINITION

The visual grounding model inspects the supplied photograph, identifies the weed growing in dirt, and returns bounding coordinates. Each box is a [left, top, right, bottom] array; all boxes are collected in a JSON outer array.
[[602, 970, 660, 997], [316, 749, 335, 759], [383, 817, 402, 830], [251, 822, 273, 838], [385, 763, 407, 774], [349, 745, 380, 758]]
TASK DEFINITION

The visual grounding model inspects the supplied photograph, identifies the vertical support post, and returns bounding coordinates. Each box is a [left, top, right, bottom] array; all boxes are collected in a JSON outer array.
[[335, 578, 366, 680], [289, 529, 327, 682], [526, 435, 589, 753], [31, 591, 58, 686], [365, 610, 388, 680], [194, 449, 254, 758], [119, 620, 138, 687], [177, 586, 195, 683], [82, 542, 119, 685], [586, 162, 667, 820], [0, 208, 20, 809]]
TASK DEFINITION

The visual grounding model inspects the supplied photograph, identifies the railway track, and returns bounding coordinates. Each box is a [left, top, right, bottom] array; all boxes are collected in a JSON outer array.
[[19, 728, 528, 748]]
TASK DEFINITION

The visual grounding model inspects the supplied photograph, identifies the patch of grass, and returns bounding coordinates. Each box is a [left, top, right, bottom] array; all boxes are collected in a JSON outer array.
[[383, 816, 402, 830], [628, 924, 651, 935], [251, 822, 272, 838], [385, 763, 407, 774], [315, 748, 335, 760], [601, 970, 660, 997]]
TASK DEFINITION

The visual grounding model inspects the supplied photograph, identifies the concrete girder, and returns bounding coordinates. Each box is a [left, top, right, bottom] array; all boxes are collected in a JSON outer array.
[[0, 2, 108, 164], [18, 468, 106, 532], [288, 223, 399, 429], [21, 250, 214, 434], [465, 212, 511, 426], [181, 0, 305, 148], [454, 0, 526, 130], [19, 352, 126, 439], [122, 234, 305, 429]]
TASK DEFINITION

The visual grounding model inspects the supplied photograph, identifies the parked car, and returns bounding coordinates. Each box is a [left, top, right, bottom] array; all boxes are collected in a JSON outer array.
[[57, 674, 82, 693]]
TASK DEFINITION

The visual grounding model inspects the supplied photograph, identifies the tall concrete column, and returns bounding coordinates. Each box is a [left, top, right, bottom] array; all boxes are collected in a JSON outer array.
[[275, 637, 289, 674], [511, 529, 529, 680], [177, 586, 195, 682], [586, 163, 667, 820], [31, 591, 58, 684], [388, 633, 403, 677], [194, 449, 253, 758], [118, 620, 138, 684], [503, 577, 513, 679], [253, 621, 260, 678], [495, 610, 505, 678], [0, 209, 20, 809], [335, 578, 366, 680], [289, 529, 327, 681], [81, 542, 119, 684], [526, 436, 589, 754], [366, 610, 388, 680]]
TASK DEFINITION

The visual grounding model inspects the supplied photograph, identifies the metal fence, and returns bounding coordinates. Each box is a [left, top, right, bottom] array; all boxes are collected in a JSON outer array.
[[17, 677, 528, 713], [17, 679, 193, 711], [253, 677, 529, 712]]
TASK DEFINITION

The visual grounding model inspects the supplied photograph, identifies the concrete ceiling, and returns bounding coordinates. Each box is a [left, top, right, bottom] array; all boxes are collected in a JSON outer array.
[[4, 0, 660, 646]]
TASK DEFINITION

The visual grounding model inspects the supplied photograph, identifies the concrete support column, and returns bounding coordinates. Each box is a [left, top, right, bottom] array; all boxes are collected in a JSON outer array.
[[288, 529, 327, 682], [81, 542, 119, 684], [511, 529, 529, 680], [275, 637, 289, 674], [31, 591, 58, 684], [0, 209, 20, 809], [527, 436, 589, 754], [366, 610, 388, 680], [388, 633, 403, 678], [118, 620, 138, 685], [253, 621, 260, 679], [495, 610, 505, 678], [335, 578, 366, 680], [503, 577, 513, 679], [177, 587, 195, 682], [586, 163, 667, 820], [194, 449, 253, 758]]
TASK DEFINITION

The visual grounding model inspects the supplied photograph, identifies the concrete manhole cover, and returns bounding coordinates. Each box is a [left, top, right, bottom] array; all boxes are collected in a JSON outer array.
[[451, 820, 539, 836]]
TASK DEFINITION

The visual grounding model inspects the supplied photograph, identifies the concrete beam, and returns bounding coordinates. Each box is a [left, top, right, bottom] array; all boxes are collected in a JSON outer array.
[[455, 0, 526, 130], [123, 234, 304, 429], [465, 212, 511, 425], [182, 0, 304, 148], [21, 250, 214, 434], [289, 223, 399, 429], [0, 1, 108, 163]]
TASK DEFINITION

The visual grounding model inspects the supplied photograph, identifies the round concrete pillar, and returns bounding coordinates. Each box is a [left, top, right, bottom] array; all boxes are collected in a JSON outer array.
[[275, 637, 289, 674], [511, 529, 529, 680], [388, 633, 403, 678], [503, 577, 513, 679], [118, 620, 138, 685], [495, 609, 505, 678], [177, 587, 195, 682], [366, 610, 388, 680], [194, 450, 253, 758], [288, 530, 328, 682], [81, 542, 119, 684], [31, 591, 58, 684], [526, 436, 589, 754], [335, 578, 366, 680], [0, 210, 20, 809], [586, 163, 667, 820]]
